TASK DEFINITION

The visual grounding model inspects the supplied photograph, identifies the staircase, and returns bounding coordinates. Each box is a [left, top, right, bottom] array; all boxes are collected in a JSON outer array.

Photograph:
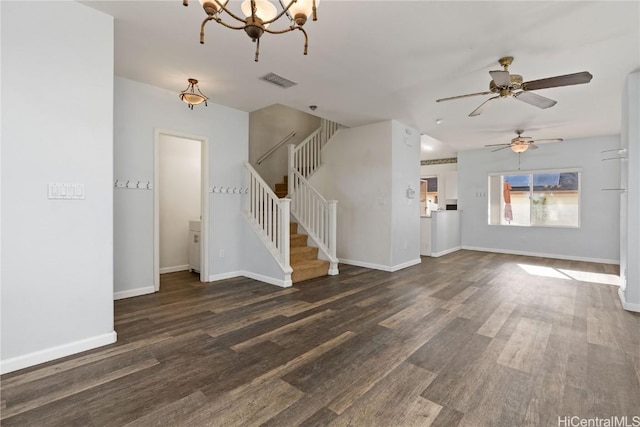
[[289, 222, 330, 283], [243, 119, 341, 287], [273, 175, 330, 283]]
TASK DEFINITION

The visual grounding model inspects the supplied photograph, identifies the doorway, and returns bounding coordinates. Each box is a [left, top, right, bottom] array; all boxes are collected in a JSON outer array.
[[154, 129, 209, 291]]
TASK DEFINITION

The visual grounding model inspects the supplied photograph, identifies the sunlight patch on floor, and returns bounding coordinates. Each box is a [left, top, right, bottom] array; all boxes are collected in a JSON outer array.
[[558, 269, 621, 286], [517, 264, 620, 286]]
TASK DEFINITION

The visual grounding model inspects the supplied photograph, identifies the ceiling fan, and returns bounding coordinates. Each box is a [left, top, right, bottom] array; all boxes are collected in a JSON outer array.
[[485, 130, 563, 153], [436, 57, 593, 117]]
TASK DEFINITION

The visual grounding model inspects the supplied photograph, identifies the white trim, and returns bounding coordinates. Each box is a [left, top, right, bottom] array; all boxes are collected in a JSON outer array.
[[114, 286, 155, 300], [241, 271, 292, 288], [159, 265, 189, 274], [154, 129, 210, 291], [339, 258, 421, 272], [388, 258, 422, 271], [208, 271, 292, 288], [619, 287, 640, 313], [208, 271, 243, 282], [430, 246, 462, 258], [0, 331, 117, 375], [461, 246, 620, 265]]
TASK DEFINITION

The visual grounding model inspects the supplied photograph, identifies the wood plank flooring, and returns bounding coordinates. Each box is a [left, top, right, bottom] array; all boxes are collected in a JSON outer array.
[[1, 250, 639, 426]]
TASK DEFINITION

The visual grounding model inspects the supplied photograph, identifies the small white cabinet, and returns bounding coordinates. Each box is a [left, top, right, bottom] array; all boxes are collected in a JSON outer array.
[[189, 220, 201, 273]]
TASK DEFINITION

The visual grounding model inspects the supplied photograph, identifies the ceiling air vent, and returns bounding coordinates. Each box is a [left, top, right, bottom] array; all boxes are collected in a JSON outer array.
[[259, 72, 298, 89]]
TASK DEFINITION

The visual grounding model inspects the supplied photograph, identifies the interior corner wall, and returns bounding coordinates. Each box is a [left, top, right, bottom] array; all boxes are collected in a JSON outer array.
[[620, 71, 640, 310], [390, 121, 421, 267], [310, 121, 393, 268], [458, 135, 621, 264], [159, 135, 201, 272], [249, 104, 321, 189], [114, 77, 248, 296], [1, 1, 115, 373]]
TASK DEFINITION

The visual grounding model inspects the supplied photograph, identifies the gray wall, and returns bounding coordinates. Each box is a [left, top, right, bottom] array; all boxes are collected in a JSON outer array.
[[620, 71, 640, 310], [1, 1, 115, 372], [311, 120, 421, 271], [458, 135, 621, 263], [249, 104, 320, 190], [114, 77, 249, 294]]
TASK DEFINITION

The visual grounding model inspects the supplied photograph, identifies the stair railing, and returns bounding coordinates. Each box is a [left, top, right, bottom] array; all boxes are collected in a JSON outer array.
[[244, 162, 291, 270], [256, 130, 296, 165], [288, 169, 338, 272], [288, 119, 341, 184]]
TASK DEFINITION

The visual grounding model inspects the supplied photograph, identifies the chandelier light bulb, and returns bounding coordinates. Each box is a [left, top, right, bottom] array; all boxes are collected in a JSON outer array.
[[288, 0, 319, 24], [241, 0, 278, 26]]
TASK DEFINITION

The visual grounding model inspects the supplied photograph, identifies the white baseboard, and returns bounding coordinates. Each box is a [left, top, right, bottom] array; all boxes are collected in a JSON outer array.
[[114, 286, 155, 300], [339, 258, 421, 272], [461, 246, 620, 265], [241, 271, 292, 288], [619, 287, 640, 312], [208, 271, 243, 282], [389, 258, 422, 272], [0, 331, 117, 375], [208, 271, 292, 288], [431, 247, 462, 258], [159, 265, 189, 274]]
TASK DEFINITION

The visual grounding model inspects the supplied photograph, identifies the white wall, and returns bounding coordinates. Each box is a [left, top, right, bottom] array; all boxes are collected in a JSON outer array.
[[159, 135, 201, 272], [458, 135, 621, 264], [420, 162, 458, 207], [1, 1, 115, 373], [311, 120, 421, 271], [114, 77, 248, 295], [249, 104, 320, 189], [619, 71, 640, 311], [390, 121, 421, 267]]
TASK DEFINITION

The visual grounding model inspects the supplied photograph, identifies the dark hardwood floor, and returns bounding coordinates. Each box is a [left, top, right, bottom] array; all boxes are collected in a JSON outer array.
[[2, 250, 639, 426]]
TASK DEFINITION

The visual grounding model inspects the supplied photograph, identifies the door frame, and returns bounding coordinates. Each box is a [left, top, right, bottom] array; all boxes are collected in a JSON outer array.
[[154, 128, 210, 291]]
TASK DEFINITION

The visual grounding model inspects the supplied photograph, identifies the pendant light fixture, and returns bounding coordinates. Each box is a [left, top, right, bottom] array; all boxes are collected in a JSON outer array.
[[183, 0, 319, 62], [179, 78, 208, 110]]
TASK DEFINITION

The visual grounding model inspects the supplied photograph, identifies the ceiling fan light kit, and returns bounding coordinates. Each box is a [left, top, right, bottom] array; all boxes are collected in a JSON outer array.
[[436, 56, 593, 117], [485, 130, 563, 153], [183, 0, 319, 62]]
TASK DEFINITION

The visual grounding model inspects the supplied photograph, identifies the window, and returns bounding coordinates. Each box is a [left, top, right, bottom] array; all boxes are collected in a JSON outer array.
[[488, 170, 580, 227]]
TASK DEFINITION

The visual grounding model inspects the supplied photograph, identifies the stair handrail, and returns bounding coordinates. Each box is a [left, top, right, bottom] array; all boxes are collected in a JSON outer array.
[[244, 161, 291, 270], [288, 168, 338, 263], [256, 130, 296, 165]]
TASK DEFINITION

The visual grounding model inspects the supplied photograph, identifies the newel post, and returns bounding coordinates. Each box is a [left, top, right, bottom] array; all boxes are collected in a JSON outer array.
[[328, 200, 338, 259], [288, 144, 295, 198], [280, 198, 291, 268]]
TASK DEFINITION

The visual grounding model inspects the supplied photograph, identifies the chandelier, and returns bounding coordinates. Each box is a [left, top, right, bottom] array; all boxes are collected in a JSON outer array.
[[179, 78, 208, 109], [183, 0, 319, 62]]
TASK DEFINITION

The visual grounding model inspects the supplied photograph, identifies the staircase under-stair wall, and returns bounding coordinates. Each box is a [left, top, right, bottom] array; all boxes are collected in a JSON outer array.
[[244, 119, 342, 285]]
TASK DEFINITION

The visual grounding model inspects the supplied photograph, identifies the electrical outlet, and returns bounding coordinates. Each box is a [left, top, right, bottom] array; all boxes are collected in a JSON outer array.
[[219, 250, 225, 259]]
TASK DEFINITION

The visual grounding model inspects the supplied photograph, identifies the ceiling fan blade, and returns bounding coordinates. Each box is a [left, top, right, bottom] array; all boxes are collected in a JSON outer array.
[[489, 70, 511, 87], [491, 146, 511, 152], [522, 71, 593, 91], [484, 143, 512, 147], [469, 96, 499, 117], [529, 144, 539, 150], [513, 91, 557, 109], [436, 91, 493, 102], [533, 138, 563, 144]]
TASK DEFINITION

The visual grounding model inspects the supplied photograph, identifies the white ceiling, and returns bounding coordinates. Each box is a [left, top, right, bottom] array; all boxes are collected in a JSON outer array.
[[84, 1, 639, 160]]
